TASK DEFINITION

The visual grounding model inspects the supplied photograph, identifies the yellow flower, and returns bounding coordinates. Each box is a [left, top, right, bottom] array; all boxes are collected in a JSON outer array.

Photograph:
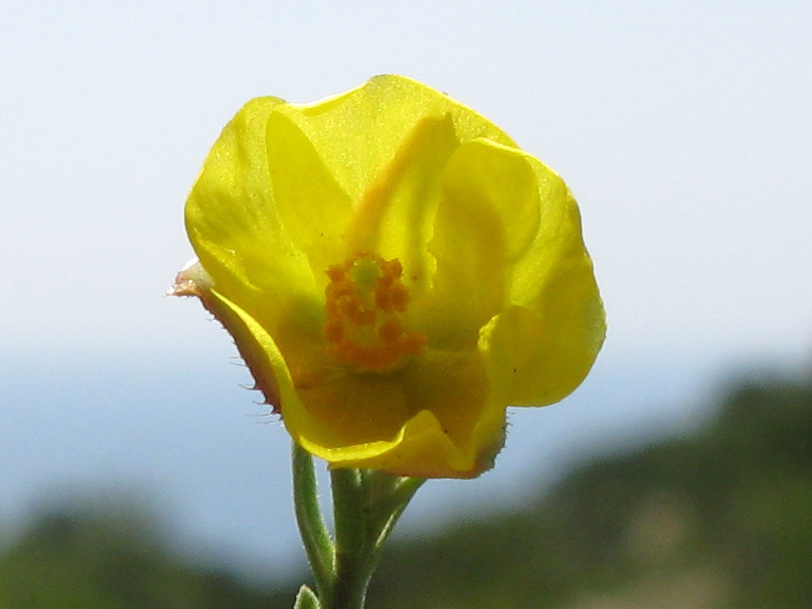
[[172, 75, 605, 478]]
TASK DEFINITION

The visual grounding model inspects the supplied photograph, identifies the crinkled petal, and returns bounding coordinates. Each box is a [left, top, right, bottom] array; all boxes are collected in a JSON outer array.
[[397, 350, 507, 476], [290, 350, 504, 478], [319, 410, 495, 479], [480, 158, 606, 406]]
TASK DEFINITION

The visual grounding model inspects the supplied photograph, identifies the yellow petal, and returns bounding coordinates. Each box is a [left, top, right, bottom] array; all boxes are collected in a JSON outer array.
[[187, 281, 300, 415], [417, 139, 541, 350], [289, 350, 505, 478], [275, 76, 519, 300], [325, 410, 494, 479], [480, 158, 606, 406], [290, 75, 517, 203], [264, 108, 354, 279], [185, 97, 322, 353], [340, 113, 458, 295]]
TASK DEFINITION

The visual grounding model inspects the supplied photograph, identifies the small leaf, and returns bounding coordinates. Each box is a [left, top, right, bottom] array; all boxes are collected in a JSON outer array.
[[293, 584, 321, 609]]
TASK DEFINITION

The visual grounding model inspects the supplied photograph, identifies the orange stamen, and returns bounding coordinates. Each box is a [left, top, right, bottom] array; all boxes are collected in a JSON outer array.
[[322, 253, 425, 372]]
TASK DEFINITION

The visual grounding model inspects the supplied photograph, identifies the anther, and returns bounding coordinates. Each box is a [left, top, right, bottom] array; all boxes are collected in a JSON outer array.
[[322, 252, 425, 372]]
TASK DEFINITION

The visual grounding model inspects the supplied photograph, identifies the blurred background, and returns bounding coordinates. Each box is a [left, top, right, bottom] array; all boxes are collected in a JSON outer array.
[[1, 1, 811, 607]]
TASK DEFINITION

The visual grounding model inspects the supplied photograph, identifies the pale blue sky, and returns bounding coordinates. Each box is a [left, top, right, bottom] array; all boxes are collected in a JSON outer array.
[[1, 0, 811, 577], [2, 0, 810, 363]]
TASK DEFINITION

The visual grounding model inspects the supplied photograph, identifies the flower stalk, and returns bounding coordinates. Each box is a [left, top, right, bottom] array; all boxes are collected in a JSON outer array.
[[293, 443, 424, 609]]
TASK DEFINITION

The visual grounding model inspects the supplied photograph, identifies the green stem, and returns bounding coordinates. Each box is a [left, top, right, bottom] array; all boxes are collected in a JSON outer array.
[[329, 469, 425, 609], [330, 469, 373, 609], [292, 444, 425, 609]]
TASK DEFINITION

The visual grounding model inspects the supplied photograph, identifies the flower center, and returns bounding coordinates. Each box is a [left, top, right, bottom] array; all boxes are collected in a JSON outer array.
[[323, 252, 426, 373]]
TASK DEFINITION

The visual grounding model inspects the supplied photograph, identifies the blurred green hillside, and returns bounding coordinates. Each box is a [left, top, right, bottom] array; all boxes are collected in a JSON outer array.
[[2, 371, 810, 608], [0, 505, 297, 609], [368, 373, 812, 608]]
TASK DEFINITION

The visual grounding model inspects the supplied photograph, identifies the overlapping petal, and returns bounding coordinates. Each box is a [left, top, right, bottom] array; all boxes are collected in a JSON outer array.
[[285, 75, 516, 203], [485, 156, 605, 406], [184, 97, 325, 371]]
